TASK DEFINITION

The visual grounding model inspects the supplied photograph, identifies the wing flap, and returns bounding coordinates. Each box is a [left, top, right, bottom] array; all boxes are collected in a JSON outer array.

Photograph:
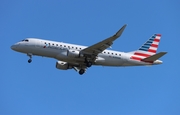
[[142, 52, 167, 61]]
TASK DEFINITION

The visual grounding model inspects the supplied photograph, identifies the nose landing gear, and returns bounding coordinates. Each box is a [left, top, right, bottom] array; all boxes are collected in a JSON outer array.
[[28, 59, 32, 63], [27, 53, 32, 63]]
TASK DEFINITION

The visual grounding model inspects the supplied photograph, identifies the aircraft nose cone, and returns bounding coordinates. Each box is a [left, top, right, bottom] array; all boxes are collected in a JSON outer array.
[[11, 45, 17, 50]]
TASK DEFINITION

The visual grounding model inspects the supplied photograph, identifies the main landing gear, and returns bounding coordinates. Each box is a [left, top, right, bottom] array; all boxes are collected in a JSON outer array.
[[79, 69, 85, 75], [86, 62, 92, 67], [85, 58, 92, 67], [27, 53, 32, 63], [77, 58, 92, 75], [73, 67, 85, 75]]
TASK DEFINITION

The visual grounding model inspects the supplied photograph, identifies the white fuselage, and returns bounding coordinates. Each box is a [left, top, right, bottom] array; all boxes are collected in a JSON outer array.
[[11, 38, 160, 67]]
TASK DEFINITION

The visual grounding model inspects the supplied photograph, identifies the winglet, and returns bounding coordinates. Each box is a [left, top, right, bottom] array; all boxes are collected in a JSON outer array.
[[142, 52, 167, 61], [114, 24, 127, 37]]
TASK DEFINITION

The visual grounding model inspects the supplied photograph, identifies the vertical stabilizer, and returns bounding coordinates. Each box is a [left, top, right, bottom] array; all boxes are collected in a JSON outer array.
[[130, 34, 161, 61]]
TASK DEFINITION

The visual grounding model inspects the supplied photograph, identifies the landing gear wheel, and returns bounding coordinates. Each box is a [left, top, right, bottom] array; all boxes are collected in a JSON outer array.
[[86, 62, 92, 67], [85, 58, 92, 67], [28, 59, 32, 63], [79, 69, 85, 75], [27, 53, 32, 63]]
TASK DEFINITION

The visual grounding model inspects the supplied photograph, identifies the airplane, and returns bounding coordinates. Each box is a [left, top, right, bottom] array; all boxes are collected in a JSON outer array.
[[11, 25, 167, 75]]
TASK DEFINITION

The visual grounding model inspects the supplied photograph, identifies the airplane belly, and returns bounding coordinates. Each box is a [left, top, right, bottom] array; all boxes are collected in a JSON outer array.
[[34, 49, 56, 57], [28, 46, 59, 58], [95, 55, 124, 66]]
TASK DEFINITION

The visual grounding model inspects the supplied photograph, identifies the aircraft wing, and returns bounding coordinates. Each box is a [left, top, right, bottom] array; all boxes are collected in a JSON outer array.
[[80, 24, 127, 60]]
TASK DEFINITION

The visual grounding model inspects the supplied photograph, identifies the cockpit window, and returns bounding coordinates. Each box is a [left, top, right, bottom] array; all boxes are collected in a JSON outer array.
[[21, 39, 29, 42]]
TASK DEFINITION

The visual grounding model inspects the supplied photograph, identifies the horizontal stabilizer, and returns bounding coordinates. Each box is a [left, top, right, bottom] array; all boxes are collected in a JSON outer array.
[[142, 52, 167, 61]]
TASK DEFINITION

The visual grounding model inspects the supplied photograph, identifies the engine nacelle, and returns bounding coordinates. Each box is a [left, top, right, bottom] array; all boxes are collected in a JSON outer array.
[[67, 49, 82, 58], [56, 61, 72, 70]]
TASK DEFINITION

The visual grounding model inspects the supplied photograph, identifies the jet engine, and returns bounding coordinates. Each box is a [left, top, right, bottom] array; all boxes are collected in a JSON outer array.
[[56, 61, 73, 70]]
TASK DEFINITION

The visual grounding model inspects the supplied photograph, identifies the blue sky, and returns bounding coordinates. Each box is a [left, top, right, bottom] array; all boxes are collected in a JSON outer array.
[[1, 0, 180, 115]]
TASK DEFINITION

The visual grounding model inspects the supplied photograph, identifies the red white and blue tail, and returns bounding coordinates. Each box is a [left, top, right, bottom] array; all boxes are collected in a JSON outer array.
[[130, 34, 161, 61]]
